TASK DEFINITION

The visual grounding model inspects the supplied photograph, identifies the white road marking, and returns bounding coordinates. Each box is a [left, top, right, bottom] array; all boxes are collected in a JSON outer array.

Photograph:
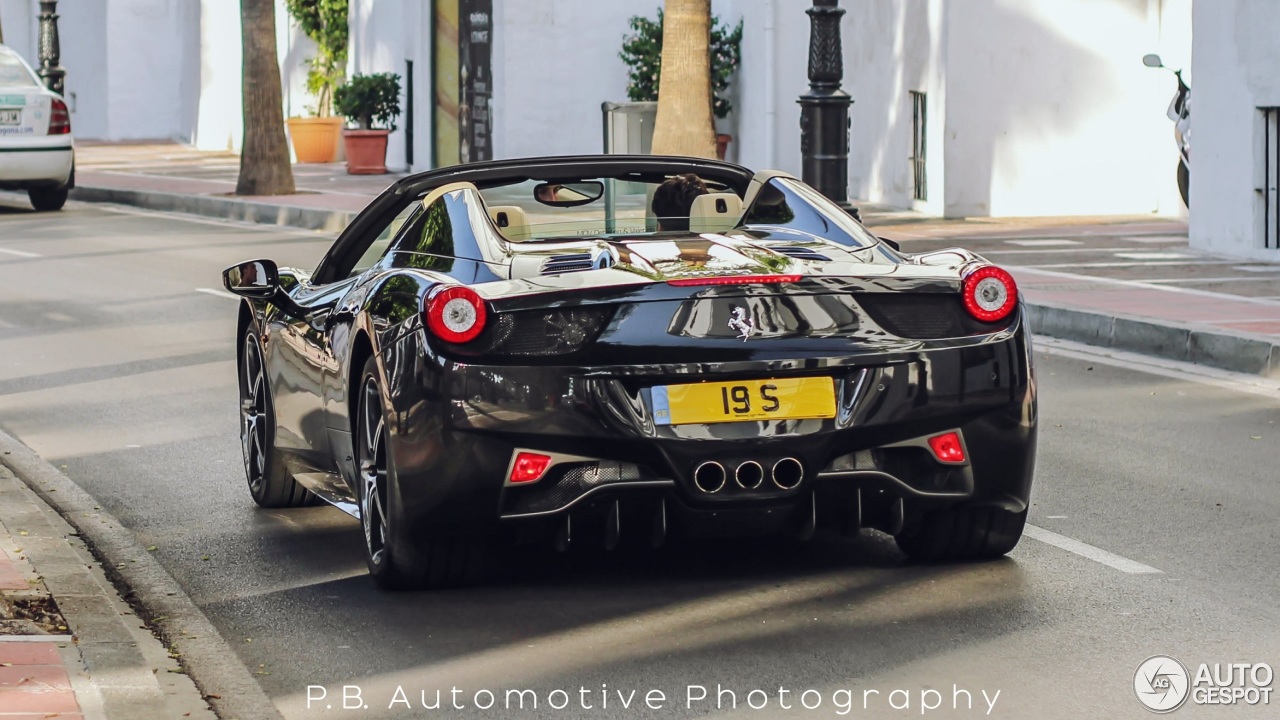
[[983, 246, 1136, 255], [1003, 239, 1083, 247], [1112, 251, 1194, 260], [1009, 265, 1280, 308], [1119, 235, 1189, 244], [1025, 259, 1238, 269], [1034, 336, 1280, 400], [195, 287, 239, 300], [0, 247, 41, 258], [1024, 524, 1162, 574], [1046, 515, 1067, 519], [1232, 265, 1280, 273], [1138, 276, 1279, 285]]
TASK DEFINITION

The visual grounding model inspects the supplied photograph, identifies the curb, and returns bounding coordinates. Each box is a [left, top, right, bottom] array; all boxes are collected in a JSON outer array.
[[71, 184, 355, 234], [0, 430, 284, 720], [0, 466, 217, 719], [1026, 302, 1280, 377]]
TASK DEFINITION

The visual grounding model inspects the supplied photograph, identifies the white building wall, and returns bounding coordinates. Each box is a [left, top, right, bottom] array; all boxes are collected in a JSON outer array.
[[730, 0, 808, 176], [0, 0, 36, 61], [490, 0, 638, 161], [1189, 0, 1280, 260], [842, 0, 944, 213], [349, 0, 410, 170], [942, 0, 1181, 218], [105, 0, 188, 141]]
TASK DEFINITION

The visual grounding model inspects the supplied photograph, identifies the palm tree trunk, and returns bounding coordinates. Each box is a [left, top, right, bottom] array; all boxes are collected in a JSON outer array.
[[651, 0, 717, 159], [237, 0, 295, 196]]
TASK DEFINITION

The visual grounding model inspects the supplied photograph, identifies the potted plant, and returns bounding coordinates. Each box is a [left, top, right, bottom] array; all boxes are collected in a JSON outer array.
[[620, 10, 743, 159], [284, 0, 347, 163], [334, 72, 401, 174]]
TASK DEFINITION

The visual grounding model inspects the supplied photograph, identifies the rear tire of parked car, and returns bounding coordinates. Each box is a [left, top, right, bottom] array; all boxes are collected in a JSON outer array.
[[356, 356, 484, 590], [1177, 160, 1189, 209], [28, 187, 68, 212], [240, 328, 313, 508], [894, 505, 1027, 562]]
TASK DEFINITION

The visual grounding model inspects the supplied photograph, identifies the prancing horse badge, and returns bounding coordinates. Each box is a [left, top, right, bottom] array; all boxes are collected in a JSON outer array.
[[728, 306, 756, 341]]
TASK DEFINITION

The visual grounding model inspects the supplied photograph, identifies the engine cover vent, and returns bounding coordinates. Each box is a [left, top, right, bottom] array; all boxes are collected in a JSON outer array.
[[772, 246, 832, 261], [541, 253, 594, 275]]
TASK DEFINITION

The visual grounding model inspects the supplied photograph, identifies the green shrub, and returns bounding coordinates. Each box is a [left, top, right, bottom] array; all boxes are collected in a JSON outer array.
[[284, 0, 348, 117], [334, 73, 402, 130]]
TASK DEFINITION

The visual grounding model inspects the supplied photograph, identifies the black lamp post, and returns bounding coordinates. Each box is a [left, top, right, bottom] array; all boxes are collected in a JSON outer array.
[[37, 1, 66, 96], [798, 0, 856, 219]]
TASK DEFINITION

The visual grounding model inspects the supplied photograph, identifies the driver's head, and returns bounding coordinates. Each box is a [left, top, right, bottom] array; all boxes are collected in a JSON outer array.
[[652, 174, 709, 231]]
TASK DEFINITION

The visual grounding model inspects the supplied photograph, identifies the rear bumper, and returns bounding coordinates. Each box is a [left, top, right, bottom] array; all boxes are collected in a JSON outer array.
[[382, 316, 1037, 537], [0, 145, 74, 188]]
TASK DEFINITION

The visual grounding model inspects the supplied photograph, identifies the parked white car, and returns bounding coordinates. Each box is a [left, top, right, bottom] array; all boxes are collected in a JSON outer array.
[[0, 44, 74, 211]]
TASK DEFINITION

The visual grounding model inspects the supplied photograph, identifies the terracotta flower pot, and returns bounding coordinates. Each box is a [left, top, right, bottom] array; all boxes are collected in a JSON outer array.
[[286, 117, 342, 163], [716, 133, 733, 161], [342, 129, 391, 175]]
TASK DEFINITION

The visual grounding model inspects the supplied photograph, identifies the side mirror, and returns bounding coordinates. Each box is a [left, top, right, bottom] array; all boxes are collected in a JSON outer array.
[[223, 259, 280, 300], [1142, 53, 1163, 68], [877, 236, 901, 252]]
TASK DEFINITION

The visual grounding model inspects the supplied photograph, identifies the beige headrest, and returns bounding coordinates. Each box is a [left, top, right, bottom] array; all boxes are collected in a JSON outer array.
[[487, 205, 531, 242], [689, 192, 744, 234]]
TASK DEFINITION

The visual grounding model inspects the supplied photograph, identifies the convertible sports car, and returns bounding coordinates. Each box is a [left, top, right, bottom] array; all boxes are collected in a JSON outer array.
[[223, 155, 1037, 590]]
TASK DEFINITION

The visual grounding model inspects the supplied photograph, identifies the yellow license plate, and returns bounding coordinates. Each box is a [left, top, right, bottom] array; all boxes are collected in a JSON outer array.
[[652, 377, 836, 426]]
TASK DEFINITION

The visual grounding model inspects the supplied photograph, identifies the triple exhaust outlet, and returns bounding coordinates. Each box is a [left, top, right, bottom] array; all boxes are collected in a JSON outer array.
[[693, 458, 804, 494]]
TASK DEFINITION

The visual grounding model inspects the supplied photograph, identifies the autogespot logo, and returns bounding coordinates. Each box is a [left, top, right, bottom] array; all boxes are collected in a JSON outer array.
[[1135, 656, 1191, 713]]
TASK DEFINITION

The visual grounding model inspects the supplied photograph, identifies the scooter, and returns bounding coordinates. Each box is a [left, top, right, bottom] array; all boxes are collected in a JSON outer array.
[[1144, 53, 1190, 208]]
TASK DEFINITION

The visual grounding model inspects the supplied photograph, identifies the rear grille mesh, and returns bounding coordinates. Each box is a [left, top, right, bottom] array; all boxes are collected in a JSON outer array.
[[858, 294, 1006, 339], [477, 306, 615, 356]]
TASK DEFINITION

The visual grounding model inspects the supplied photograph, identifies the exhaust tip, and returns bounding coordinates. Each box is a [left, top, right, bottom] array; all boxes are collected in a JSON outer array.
[[735, 460, 764, 490], [772, 457, 804, 490], [693, 461, 727, 494]]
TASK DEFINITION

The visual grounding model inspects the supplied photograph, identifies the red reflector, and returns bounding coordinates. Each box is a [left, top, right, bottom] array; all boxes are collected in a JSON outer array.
[[509, 452, 552, 484], [667, 274, 802, 287], [927, 432, 966, 463]]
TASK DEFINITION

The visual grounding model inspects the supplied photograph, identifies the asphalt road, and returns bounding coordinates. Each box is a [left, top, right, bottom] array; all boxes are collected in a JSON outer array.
[[1, 199, 1278, 719]]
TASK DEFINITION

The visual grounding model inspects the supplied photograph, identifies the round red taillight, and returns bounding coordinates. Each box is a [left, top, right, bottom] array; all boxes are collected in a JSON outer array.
[[962, 265, 1017, 322], [424, 285, 487, 343]]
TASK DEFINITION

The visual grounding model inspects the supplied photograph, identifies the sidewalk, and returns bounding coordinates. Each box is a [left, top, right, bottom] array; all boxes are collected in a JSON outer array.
[[0, 464, 216, 719], [67, 142, 1280, 377]]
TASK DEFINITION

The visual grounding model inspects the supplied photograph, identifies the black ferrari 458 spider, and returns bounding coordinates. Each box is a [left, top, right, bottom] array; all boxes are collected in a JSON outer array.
[[223, 155, 1036, 589]]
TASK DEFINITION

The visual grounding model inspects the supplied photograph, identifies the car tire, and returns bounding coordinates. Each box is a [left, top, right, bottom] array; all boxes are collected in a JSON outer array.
[[28, 187, 69, 212], [240, 328, 313, 508], [894, 505, 1027, 562], [356, 356, 484, 590], [1177, 160, 1189, 209]]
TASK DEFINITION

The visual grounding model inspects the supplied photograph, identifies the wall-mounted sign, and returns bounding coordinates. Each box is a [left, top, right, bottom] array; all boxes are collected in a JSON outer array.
[[434, 0, 492, 168]]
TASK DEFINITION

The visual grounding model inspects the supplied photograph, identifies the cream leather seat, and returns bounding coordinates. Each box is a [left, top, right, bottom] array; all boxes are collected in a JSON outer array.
[[689, 192, 744, 234], [487, 205, 531, 242]]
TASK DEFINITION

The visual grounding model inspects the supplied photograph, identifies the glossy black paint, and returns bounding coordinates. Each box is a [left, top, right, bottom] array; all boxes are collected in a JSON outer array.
[[227, 155, 1036, 546]]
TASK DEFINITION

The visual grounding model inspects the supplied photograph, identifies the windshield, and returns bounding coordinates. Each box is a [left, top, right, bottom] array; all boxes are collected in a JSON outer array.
[[478, 176, 735, 241], [0, 50, 39, 88], [474, 174, 880, 250]]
